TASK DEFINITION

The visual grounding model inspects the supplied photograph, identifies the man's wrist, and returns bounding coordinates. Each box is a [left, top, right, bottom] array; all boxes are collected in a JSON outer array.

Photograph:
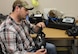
[[32, 52, 36, 54]]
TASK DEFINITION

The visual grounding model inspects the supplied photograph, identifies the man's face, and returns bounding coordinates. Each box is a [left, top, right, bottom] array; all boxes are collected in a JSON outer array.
[[19, 7, 29, 20]]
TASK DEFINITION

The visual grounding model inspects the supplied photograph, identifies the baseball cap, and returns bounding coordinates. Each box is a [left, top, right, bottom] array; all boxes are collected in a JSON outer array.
[[13, 0, 34, 10]]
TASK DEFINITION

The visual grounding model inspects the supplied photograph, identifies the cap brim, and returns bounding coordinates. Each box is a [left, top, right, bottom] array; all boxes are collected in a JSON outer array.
[[26, 7, 34, 10]]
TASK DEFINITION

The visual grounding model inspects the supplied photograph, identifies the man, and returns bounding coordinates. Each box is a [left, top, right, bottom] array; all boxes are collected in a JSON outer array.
[[0, 0, 57, 54]]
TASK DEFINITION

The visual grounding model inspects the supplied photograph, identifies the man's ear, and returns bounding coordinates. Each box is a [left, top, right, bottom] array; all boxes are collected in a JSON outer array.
[[16, 6, 19, 9], [15, 6, 21, 12]]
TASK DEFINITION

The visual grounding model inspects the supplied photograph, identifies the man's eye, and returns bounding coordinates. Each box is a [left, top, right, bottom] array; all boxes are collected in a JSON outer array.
[[25, 9, 28, 11]]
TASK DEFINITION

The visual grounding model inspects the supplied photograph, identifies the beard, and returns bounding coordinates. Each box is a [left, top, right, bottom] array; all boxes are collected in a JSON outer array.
[[18, 14, 26, 21], [21, 18, 26, 20], [19, 17, 26, 21]]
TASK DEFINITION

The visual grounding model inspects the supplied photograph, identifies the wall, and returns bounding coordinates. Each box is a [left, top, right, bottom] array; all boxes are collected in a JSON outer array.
[[0, 0, 15, 15], [0, 0, 78, 19]]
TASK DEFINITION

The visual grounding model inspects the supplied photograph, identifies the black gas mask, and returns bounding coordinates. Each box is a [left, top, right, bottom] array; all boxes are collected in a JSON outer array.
[[34, 27, 46, 50]]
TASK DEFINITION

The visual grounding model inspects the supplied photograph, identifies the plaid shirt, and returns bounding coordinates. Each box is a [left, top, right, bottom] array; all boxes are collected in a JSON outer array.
[[0, 16, 36, 54]]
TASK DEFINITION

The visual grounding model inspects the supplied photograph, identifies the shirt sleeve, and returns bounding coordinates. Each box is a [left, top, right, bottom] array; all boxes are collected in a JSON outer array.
[[26, 20, 36, 34], [0, 29, 27, 54]]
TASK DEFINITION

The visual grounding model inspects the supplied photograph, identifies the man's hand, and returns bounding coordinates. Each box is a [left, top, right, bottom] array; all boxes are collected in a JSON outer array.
[[34, 49, 47, 54], [34, 22, 46, 32], [36, 22, 45, 28], [26, 49, 47, 54]]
